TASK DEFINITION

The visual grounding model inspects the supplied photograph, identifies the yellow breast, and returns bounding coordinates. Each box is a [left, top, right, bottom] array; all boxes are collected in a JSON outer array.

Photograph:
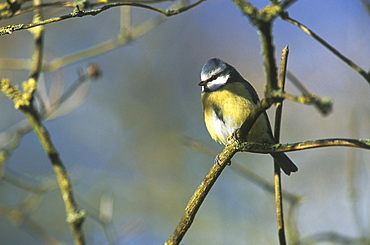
[[201, 82, 272, 145]]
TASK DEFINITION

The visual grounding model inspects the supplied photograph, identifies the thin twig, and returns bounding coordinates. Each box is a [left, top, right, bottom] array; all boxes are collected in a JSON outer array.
[[260, 22, 279, 92], [281, 14, 370, 84], [273, 45, 289, 245], [0, 0, 206, 35], [231, 1, 281, 95], [239, 138, 370, 153], [28, 0, 44, 100], [21, 104, 86, 245], [31, 1, 86, 241], [14, 0, 175, 16]]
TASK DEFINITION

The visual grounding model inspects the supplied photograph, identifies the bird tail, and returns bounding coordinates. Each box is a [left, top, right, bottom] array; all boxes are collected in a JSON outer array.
[[270, 152, 298, 176]]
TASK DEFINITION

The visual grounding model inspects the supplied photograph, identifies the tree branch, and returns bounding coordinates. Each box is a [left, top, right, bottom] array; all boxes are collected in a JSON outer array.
[[20, 104, 86, 245], [274, 45, 290, 245], [260, 21, 279, 92], [12, 0, 173, 16], [239, 138, 370, 153], [28, 0, 44, 102], [0, 0, 206, 35]]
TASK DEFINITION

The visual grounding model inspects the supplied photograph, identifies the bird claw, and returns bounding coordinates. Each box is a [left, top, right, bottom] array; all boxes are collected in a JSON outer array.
[[227, 129, 241, 144], [227, 134, 237, 144]]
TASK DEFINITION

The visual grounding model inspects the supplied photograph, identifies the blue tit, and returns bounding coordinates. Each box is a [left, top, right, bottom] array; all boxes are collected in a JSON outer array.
[[198, 58, 298, 175]]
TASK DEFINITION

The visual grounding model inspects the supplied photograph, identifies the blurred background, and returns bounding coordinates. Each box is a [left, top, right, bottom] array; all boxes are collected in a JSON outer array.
[[0, 0, 370, 244]]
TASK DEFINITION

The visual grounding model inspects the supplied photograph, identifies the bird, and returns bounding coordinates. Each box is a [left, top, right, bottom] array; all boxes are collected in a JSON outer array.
[[198, 58, 298, 175]]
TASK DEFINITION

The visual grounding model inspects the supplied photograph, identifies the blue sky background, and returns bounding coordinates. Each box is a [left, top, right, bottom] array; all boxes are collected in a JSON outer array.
[[1, 0, 370, 244]]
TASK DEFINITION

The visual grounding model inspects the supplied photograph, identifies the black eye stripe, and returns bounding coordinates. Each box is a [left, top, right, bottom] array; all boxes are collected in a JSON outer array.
[[207, 74, 219, 82]]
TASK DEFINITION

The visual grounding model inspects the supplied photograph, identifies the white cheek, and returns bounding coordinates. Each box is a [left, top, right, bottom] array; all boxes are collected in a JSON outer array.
[[207, 75, 229, 91], [201, 73, 208, 82]]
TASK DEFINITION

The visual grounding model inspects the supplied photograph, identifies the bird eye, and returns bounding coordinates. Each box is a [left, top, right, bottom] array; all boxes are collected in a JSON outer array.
[[207, 74, 218, 82]]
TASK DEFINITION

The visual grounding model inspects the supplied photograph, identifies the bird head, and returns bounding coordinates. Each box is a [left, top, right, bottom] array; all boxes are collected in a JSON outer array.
[[198, 58, 236, 92]]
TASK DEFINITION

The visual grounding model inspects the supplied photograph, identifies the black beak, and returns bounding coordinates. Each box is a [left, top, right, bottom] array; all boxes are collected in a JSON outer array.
[[198, 81, 207, 86]]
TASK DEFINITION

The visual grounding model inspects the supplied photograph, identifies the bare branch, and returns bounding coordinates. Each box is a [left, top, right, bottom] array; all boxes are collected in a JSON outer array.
[[13, 0, 176, 16], [274, 45, 290, 245], [0, 0, 206, 35], [20, 104, 86, 245], [281, 14, 370, 84], [28, 0, 44, 102], [239, 138, 370, 153]]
